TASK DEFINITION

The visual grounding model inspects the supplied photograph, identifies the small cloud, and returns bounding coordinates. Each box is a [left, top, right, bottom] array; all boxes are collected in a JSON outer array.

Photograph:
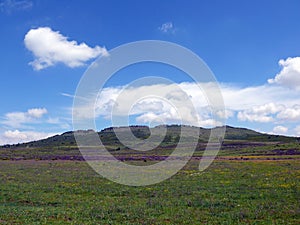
[[24, 27, 109, 70], [158, 22, 175, 33], [1, 107, 48, 128], [27, 108, 47, 118], [268, 57, 300, 91], [0, 0, 32, 14], [273, 125, 288, 134]]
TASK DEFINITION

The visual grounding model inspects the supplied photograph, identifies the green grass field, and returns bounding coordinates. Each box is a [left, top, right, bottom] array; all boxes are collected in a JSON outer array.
[[0, 158, 299, 224]]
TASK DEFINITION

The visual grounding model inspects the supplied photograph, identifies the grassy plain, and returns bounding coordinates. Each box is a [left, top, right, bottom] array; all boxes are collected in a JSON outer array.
[[0, 158, 299, 224]]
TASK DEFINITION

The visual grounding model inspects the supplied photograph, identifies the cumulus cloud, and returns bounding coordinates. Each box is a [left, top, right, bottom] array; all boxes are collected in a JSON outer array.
[[237, 112, 274, 123], [273, 125, 288, 134], [24, 27, 108, 70], [277, 105, 300, 121], [0, 130, 56, 145], [268, 57, 300, 90], [159, 22, 175, 33], [1, 108, 47, 128]]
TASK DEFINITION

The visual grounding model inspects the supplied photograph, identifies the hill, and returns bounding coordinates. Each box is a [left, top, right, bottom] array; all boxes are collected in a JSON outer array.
[[0, 125, 299, 160], [2, 125, 297, 149]]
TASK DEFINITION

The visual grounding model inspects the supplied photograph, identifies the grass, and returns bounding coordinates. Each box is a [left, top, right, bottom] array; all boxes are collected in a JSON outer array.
[[0, 159, 299, 224]]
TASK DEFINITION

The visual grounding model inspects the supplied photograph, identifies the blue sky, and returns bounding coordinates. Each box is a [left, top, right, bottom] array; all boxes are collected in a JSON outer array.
[[1, 0, 300, 144]]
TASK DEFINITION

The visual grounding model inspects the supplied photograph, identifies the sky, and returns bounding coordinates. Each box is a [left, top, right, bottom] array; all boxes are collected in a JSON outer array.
[[0, 0, 300, 144]]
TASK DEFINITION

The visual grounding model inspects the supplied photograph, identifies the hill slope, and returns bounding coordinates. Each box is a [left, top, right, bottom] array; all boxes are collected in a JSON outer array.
[[0, 125, 299, 160], [2, 125, 297, 149]]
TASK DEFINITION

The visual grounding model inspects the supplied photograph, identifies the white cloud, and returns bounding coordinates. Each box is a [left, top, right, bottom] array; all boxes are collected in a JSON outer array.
[[159, 22, 175, 33], [72, 79, 300, 130], [0, 108, 70, 145], [237, 103, 284, 123], [0, 130, 56, 145], [24, 27, 108, 70], [197, 119, 223, 127], [236, 103, 300, 124], [74, 82, 229, 127], [95, 84, 202, 126], [136, 111, 175, 124], [237, 111, 274, 123], [294, 126, 300, 136], [1, 108, 47, 128], [0, 0, 32, 14], [249, 103, 284, 114], [268, 57, 300, 90], [219, 84, 300, 110], [72, 55, 300, 134], [273, 125, 288, 134]]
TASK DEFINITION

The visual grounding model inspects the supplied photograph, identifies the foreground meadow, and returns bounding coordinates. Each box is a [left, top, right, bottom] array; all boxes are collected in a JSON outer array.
[[0, 159, 299, 224]]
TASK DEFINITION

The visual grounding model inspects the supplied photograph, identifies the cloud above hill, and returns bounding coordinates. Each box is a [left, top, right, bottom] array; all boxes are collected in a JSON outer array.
[[0, 107, 69, 145], [0, 130, 56, 145], [1, 108, 47, 128], [24, 27, 108, 70], [72, 80, 300, 131]]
